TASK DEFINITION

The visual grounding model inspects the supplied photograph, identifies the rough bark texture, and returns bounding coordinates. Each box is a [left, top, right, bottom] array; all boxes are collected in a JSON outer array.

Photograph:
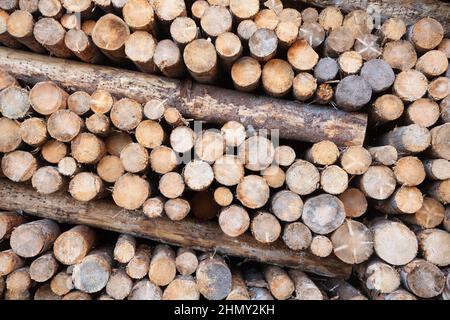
[[0, 47, 367, 146], [0, 179, 351, 278]]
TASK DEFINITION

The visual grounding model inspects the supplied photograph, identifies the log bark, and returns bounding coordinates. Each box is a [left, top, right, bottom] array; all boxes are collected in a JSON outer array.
[[0, 47, 366, 146], [0, 179, 351, 278]]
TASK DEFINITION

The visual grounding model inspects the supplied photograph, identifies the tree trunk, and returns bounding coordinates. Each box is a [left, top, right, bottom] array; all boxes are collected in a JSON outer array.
[[0, 47, 367, 146]]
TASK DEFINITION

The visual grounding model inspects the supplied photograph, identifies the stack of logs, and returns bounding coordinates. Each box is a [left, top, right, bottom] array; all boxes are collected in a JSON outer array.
[[1, 214, 449, 300], [0, 213, 372, 300], [0, 67, 449, 299], [0, 0, 447, 108], [0, 0, 449, 300]]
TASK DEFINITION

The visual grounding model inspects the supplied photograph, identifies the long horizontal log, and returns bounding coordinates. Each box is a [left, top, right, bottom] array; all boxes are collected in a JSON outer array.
[[0, 179, 351, 278], [0, 47, 366, 146], [294, 0, 450, 36]]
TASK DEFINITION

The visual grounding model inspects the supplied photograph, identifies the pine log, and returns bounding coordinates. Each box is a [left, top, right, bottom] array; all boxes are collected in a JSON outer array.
[[62, 291, 91, 300], [400, 259, 445, 298], [33, 18, 72, 58], [19, 0, 38, 13], [41, 140, 67, 164], [19, 118, 47, 147], [429, 124, 450, 160], [393, 156, 426, 186], [47, 110, 82, 142], [417, 228, 450, 266], [113, 234, 136, 264], [191, 0, 209, 21], [69, 172, 104, 202], [368, 146, 398, 166], [149, 244, 176, 287], [0, 10, 22, 48], [337, 51, 362, 75], [355, 259, 400, 296], [0, 249, 24, 276], [91, 14, 130, 62], [401, 197, 445, 228], [153, 40, 185, 78], [428, 77, 449, 101], [0, 212, 24, 240], [183, 39, 218, 84], [72, 247, 112, 293], [58, 156, 78, 177], [354, 34, 381, 61], [164, 198, 191, 221], [106, 268, 133, 300], [196, 255, 232, 300], [60, 14, 79, 30], [302, 194, 345, 235], [175, 248, 198, 276], [170, 17, 198, 47], [1, 150, 37, 182], [338, 188, 367, 218], [126, 244, 151, 280], [218, 205, 250, 237], [321, 278, 366, 300], [53, 225, 95, 265], [379, 17, 406, 41], [34, 283, 61, 300], [370, 219, 418, 266], [289, 269, 325, 300], [128, 279, 162, 300], [29, 252, 58, 282], [282, 222, 312, 251], [50, 270, 73, 296], [6, 10, 45, 53], [29, 81, 68, 115], [65, 29, 102, 64], [286, 160, 319, 195], [163, 275, 200, 300], [31, 166, 64, 195], [0, 117, 20, 153], [0, 86, 30, 119], [263, 265, 294, 300], [423, 159, 450, 181], [0, 48, 367, 146], [124, 31, 157, 74], [375, 187, 423, 215], [254, 9, 278, 30], [298, 22, 325, 48], [226, 268, 250, 300], [6, 266, 32, 293], [379, 124, 431, 155]]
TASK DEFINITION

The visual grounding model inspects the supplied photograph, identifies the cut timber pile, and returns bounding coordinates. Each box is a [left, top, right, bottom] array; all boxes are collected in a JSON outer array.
[[0, 0, 449, 301], [0, 213, 346, 300]]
